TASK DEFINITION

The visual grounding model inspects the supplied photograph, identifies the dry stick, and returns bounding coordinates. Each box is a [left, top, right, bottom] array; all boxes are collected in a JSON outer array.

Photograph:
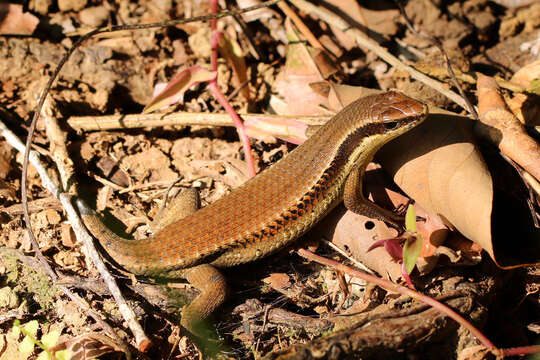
[[67, 112, 329, 131], [288, 0, 469, 111], [0, 117, 131, 357], [19, 0, 281, 348], [277, 1, 325, 51], [232, 13, 263, 61], [41, 100, 151, 350]]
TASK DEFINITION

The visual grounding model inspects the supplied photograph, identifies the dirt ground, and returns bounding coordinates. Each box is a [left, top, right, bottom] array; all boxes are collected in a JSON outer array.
[[0, 0, 539, 359]]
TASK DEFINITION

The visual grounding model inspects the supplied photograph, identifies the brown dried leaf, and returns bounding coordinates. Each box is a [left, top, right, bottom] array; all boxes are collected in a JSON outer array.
[[143, 66, 216, 113], [60, 223, 76, 248], [217, 33, 250, 100], [511, 59, 540, 90], [272, 19, 338, 116], [314, 204, 403, 281], [378, 112, 494, 261], [263, 273, 292, 291]]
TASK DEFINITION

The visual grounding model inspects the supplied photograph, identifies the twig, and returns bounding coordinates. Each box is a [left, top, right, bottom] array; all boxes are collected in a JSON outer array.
[[40, 100, 151, 350], [277, 1, 325, 51], [0, 117, 131, 357], [298, 248, 540, 357], [288, 0, 469, 111], [67, 112, 329, 131], [209, 83, 256, 177], [321, 239, 375, 276]]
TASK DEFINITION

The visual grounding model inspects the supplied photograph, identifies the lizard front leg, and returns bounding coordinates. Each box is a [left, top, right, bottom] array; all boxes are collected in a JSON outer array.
[[343, 165, 404, 229]]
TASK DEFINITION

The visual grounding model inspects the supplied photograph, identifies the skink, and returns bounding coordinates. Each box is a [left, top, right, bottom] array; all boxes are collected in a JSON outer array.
[[77, 91, 428, 334]]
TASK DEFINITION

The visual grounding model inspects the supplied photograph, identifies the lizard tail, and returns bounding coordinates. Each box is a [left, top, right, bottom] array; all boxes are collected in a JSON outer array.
[[76, 198, 144, 274]]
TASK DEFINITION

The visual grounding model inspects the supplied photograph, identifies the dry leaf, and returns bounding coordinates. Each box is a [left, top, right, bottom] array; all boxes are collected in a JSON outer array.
[[272, 19, 338, 116], [50, 333, 127, 360], [217, 33, 250, 100], [379, 112, 494, 260], [511, 59, 540, 90], [244, 116, 308, 144], [263, 273, 292, 290], [314, 204, 403, 281], [143, 66, 216, 113]]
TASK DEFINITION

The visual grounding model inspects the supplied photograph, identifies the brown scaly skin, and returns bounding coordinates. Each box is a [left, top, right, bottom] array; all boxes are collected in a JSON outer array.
[[76, 91, 428, 334]]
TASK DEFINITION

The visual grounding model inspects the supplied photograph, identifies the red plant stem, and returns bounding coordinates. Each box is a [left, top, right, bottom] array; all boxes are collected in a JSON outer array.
[[209, 82, 256, 177], [296, 248, 497, 350], [502, 346, 540, 357], [209, 0, 256, 178]]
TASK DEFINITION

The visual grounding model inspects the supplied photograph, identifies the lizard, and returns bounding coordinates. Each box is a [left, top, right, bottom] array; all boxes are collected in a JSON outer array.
[[76, 91, 428, 335]]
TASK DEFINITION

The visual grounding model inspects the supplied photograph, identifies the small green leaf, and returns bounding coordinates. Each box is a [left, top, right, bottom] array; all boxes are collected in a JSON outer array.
[[18, 335, 35, 356], [405, 204, 416, 232], [37, 350, 52, 360], [403, 234, 423, 274], [41, 330, 60, 349], [12, 321, 21, 337], [56, 349, 73, 360], [23, 320, 39, 337], [529, 78, 540, 95]]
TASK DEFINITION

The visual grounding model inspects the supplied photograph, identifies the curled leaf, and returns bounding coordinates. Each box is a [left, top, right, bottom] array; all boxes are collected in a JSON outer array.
[[143, 66, 216, 113], [367, 238, 403, 262]]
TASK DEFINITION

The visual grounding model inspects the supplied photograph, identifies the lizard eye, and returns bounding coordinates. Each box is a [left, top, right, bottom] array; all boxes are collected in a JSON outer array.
[[383, 121, 399, 130]]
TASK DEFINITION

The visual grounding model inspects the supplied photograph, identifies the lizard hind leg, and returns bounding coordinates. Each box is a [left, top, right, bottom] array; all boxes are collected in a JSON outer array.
[[150, 187, 200, 234], [343, 165, 404, 230], [148, 189, 228, 338]]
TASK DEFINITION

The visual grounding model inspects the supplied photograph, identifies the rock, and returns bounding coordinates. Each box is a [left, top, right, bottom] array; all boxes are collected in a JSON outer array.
[[29, 0, 53, 15], [0, 287, 19, 309], [79, 6, 109, 27], [57, 0, 87, 12]]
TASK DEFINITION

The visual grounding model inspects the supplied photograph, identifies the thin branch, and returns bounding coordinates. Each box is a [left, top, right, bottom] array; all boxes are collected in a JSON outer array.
[[67, 112, 329, 131], [277, 1, 326, 51], [209, 0, 256, 177]]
